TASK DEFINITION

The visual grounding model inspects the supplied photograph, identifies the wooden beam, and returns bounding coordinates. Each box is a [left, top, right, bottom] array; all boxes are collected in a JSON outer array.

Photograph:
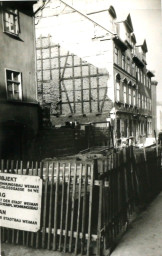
[[100, 86, 108, 112], [61, 51, 70, 79], [58, 45, 62, 114], [62, 81, 73, 113], [40, 35, 44, 103], [88, 65, 92, 113], [61, 73, 109, 80], [80, 58, 84, 114], [72, 54, 76, 113], [48, 34, 52, 80], [96, 68, 100, 112]]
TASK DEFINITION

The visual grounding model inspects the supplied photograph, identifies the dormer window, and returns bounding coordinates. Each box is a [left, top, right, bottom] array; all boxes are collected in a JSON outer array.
[[3, 8, 19, 35]]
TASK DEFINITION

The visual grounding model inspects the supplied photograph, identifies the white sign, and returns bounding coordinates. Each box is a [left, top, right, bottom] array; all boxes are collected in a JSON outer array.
[[0, 173, 42, 232]]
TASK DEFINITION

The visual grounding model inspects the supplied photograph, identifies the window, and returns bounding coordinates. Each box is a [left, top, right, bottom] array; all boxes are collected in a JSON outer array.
[[138, 93, 141, 108], [126, 57, 130, 73], [122, 54, 125, 69], [124, 85, 127, 104], [141, 95, 143, 109], [114, 47, 119, 65], [6, 70, 22, 100], [149, 99, 152, 111], [116, 74, 121, 102], [121, 120, 124, 136], [3, 8, 19, 35], [124, 119, 127, 137], [141, 71, 143, 84], [132, 62, 135, 77], [145, 97, 147, 109], [144, 96, 146, 109], [133, 90, 136, 106], [116, 81, 120, 101], [129, 89, 132, 105], [148, 78, 151, 89], [144, 75, 146, 86]]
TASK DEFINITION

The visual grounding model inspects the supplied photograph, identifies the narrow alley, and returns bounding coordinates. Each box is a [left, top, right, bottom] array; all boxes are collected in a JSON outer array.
[[111, 192, 162, 256]]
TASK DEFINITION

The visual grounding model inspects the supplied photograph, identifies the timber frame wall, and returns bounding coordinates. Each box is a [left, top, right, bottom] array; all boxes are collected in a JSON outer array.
[[36, 35, 113, 125]]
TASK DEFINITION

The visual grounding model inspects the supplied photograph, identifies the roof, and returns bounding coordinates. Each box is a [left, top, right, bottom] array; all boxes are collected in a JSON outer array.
[[1, 1, 37, 15], [147, 70, 155, 77], [108, 5, 117, 19], [136, 39, 148, 53], [124, 14, 134, 33], [131, 33, 136, 43]]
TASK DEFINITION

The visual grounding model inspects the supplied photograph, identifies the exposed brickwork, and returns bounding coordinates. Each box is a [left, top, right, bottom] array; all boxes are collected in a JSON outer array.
[[36, 35, 112, 125]]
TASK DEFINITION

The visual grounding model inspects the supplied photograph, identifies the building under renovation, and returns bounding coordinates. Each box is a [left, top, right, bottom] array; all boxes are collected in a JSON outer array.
[[35, 0, 156, 145]]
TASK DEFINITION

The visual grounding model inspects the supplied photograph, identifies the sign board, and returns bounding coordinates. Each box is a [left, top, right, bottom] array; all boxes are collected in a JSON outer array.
[[0, 173, 42, 232]]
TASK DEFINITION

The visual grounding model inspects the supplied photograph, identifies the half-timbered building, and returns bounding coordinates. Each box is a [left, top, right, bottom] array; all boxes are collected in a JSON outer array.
[[35, 0, 156, 145]]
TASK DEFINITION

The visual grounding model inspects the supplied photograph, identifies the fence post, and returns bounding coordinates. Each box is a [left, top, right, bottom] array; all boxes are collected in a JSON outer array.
[[87, 163, 94, 256], [75, 163, 83, 255], [58, 163, 65, 251], [36, 161, 43, 249], [97, 179, 103, 256], [42, 162, 49, 249], [81, 163, 88, 255], [53, 162, 59, 250], [69, 163, 77, 252], [47, 163, 54, 250], [64, 163, 71, 252]]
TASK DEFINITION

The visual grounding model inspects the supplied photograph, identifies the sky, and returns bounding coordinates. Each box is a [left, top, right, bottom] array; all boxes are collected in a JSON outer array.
[[64, 0, 162, 102]]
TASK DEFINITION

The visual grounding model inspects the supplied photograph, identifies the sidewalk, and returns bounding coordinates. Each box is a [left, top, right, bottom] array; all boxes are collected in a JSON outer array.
[[111, 192, 162, 256], [1, 243, 74, 256]]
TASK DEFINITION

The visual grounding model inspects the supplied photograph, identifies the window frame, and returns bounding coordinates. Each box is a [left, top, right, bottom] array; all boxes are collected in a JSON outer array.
[[5, 69, 22, 101], [114, 47, 119, 65], [126, 57, 130, 73], [123, 85, 127, 104], [133, 89, 136, 106], [138, 93, 141, 108], [128, 87, 132, 105], [122, 54, 125, 70], [3, 7, 19, 36]]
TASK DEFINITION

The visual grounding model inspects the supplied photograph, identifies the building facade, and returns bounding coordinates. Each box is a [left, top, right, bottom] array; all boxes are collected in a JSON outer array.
[[35, 0, 156, 145], [0, 1, 39, 159]]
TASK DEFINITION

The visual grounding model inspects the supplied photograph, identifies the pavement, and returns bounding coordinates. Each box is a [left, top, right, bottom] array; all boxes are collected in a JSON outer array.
[[111, 192, 162, 256], [1, 244, 72, 256], [1, 192, 162, 256]]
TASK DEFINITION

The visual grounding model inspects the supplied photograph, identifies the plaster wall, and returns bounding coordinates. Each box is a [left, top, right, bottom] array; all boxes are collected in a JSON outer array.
[[0, 9, 37, 103]]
